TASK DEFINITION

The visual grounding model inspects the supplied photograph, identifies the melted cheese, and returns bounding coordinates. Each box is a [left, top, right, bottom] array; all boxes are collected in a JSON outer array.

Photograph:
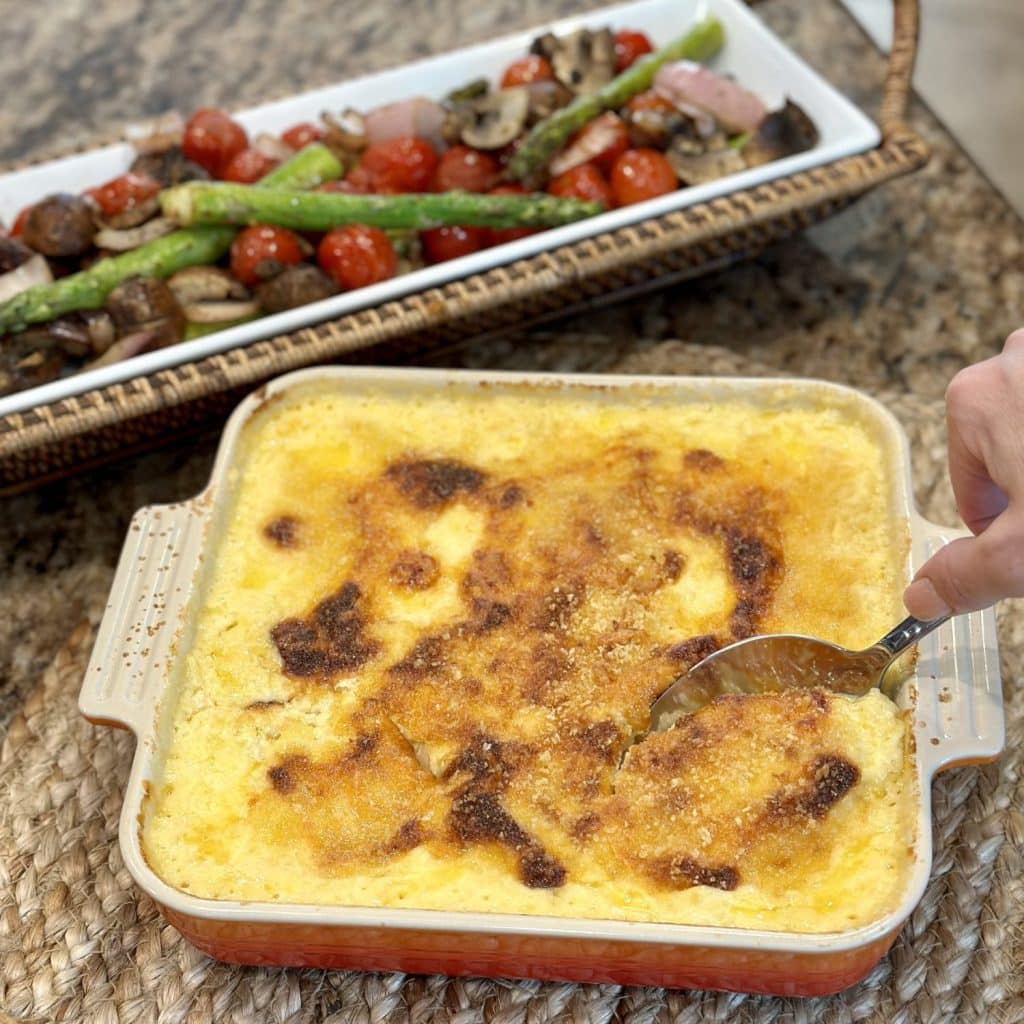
[[143, 383, 917, 932]]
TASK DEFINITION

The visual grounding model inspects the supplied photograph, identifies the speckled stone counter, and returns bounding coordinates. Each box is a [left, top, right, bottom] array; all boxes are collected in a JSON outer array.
[[0, 2, 1021, 1019]]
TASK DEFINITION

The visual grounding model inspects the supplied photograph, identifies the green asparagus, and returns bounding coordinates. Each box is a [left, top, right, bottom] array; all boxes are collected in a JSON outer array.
[[161, 182, 604, 231], [0, 144, 342, 334], [505, 16, 725, 183]]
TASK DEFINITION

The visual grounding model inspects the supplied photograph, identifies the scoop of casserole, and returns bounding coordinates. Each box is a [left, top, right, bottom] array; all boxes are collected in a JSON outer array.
[[143, 384, 916, 932]]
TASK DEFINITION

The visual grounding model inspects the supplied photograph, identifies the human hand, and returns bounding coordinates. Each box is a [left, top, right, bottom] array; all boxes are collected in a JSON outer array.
[[904, 329, 1024, 619]]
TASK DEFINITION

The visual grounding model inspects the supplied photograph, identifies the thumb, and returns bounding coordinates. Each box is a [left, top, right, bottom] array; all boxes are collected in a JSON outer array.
[[904, 514, 1024, 618]]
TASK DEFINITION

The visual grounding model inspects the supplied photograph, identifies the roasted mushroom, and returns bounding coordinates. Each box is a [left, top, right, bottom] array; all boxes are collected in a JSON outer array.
[[104, 276, 185, 348], [94, 217, 176, 252], [167, 266, 260, 323], [130, 146, 210, 188], [0, 235, 33, 274], [255, 265, 338, 314], [532, 28, 615, 95], [522, 80, 574, 124], [451, 88, 530, 150], [666, 137, 746, 185], [742, 100, 819, 168], [21, 194, 96, 258], [12, 310, 116, 359]]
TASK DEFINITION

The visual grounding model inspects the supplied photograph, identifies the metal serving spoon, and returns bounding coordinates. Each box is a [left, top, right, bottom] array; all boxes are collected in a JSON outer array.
[[648, 614, 951, 732]]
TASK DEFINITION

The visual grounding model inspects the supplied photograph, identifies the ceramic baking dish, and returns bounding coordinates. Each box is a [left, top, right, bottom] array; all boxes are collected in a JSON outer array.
[[79, 367, 1004, 997], [0, 0, 880, 419]]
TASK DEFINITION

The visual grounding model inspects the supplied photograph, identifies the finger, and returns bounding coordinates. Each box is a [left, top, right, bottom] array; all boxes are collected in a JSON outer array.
[[945, 361, 1010, 533], [904, 514, 1024, 616]]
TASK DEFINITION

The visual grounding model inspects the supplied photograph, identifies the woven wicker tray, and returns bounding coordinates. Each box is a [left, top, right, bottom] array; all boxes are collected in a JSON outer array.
[[0, 0, 927, 494]]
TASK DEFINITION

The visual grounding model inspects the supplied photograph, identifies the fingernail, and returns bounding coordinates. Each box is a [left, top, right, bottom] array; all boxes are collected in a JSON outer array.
[[904, 578, 952, 620]]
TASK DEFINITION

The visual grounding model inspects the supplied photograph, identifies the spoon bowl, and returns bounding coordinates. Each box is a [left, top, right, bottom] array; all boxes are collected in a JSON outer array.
[[648, 613, 949, 733]]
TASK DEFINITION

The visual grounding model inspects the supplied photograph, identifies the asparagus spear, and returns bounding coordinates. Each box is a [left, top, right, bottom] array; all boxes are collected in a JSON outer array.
[[0, 144, 342, 334], [161, 183, 603, 231], [505, 16, 725, 183]]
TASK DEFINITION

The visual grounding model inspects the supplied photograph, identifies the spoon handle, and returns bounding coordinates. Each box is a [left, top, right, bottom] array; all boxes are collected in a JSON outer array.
[[872, 613, 951, 660]]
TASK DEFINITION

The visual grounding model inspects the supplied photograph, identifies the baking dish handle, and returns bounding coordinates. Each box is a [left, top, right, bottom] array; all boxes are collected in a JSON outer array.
[[909, 517, 1005, 776], [79, 498, 207, 734]]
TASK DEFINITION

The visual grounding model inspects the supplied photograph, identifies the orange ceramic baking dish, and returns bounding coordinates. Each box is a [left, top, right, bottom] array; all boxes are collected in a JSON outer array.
[[79, 367, 1004, 996]]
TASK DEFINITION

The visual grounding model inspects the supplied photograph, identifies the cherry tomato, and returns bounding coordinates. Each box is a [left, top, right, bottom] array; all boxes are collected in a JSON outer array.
[[547, 164, 615, 208], [431, 146, 500, 193], [83, 172, 161, 218], [317, 226, 397, 289], [357, 137, 439, 193], [610, 148, 678, 206], [614, 29, 654, 72], [221, 148, 279, 183], [624, 91, 676, 117], [501, 55, 555, 88], [281, 121, 325, 150], [230, 224, 305, 286], [182, 107, 249, 177], [9, 207, 31, 237], [565, 113, 630, 173], [485, 184, 538, 246], [421, 225, 488, 263]]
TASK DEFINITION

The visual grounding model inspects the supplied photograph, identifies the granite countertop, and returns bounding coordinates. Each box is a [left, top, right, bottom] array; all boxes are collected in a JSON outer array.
[[1, 0, 1020, 722]]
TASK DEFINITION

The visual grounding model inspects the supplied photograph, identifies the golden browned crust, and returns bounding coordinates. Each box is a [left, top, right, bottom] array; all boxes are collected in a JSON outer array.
[[250, 440, 875, 891]]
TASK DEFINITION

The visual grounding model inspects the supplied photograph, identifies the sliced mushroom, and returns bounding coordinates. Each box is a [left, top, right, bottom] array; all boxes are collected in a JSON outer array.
[[100, 196, 161, 230], [125, 111, 186, 154], [104, 276, 185, 349], [14, 310, 114, 359], [456, 88, 530, 150], [322, 109, 368, 163], [666, 137, 745, 186], [255, 265, 338, 314], [742, 100, 819, 168], [94, 217, 176, 252], [181, 299, 261, 324], [130, 146, 210, 188], [0, 235, 33, 274], [0, 253, 51, 304], [168, 266, 251, 306], [532, 28, 615, 95], [21, 194, 96, 258]]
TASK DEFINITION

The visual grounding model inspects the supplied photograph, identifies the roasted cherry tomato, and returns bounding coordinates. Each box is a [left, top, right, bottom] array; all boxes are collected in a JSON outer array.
[[421, 225, 488, 263], [317, 225, 397, 289], [8, 208, 30, 237], [547, 163, 615, 208], [357, 137, 439, 194], [501, 55, 555, 88], [614, 29, 654, 72], [484, 184, 538, 246], [431, 145, 500, 193], [221, 148, 279, 183], [281, 121, 325, 150], [83, 172, 161, 218], [230, 224, 305, 286], [182, 107, 249, 177], [624, 91, 676, 116], [565, 114, 630, 173], [610, 148, 678, 205]]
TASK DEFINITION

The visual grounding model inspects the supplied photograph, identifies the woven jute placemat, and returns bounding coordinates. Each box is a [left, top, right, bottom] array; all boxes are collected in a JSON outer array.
[[1, 343, 1021, 1024]]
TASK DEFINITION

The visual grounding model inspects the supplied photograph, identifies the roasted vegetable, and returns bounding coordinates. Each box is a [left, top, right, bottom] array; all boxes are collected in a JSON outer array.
[[161, 181, 605, 231], [505, 16, 724, 183], [22, 194, 96, 257], [0, 144, 342, 333]]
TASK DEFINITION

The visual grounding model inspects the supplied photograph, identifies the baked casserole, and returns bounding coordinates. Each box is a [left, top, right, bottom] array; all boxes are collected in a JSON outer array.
[[143, 383, 917, 933]]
